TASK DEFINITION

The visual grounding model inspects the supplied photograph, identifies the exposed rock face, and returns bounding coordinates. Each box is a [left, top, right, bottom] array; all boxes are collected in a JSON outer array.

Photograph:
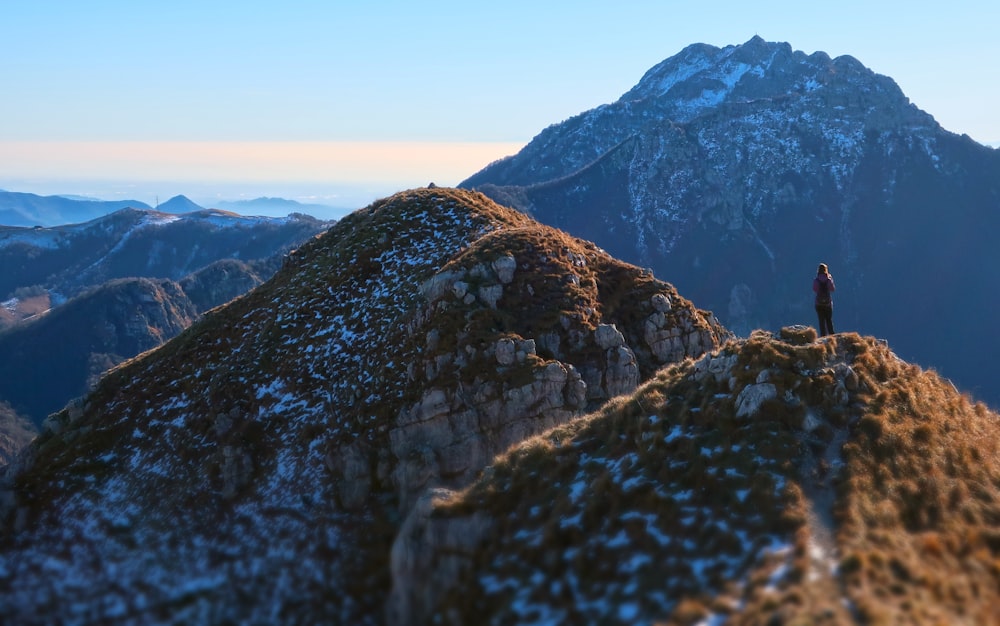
[[388, 488, 492, 625], [463, 36, 1000, 408], [0, 188, 729, 625], [333, 220, 730, 512], [0, 403, 35, 467]]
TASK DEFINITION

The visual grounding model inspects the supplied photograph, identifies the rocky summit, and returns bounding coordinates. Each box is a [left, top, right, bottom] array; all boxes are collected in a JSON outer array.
[[462, 37, 1000, 407], [0, 188, 729, 624], [392, 330, 1000, 625]]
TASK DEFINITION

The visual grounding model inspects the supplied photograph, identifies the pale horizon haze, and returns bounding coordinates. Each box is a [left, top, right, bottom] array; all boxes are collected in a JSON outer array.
[[2, 1, 998, 213]]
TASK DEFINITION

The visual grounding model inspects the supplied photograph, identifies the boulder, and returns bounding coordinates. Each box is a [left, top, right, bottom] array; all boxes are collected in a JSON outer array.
[[478, 284, 503, 309], [780, 325, 818, 345], [595, 324, 625, 349], [735, 383, 777, 418], [495, 338, 516, 365], [491, 255, 517, 284], [651, 293, 672, 312]]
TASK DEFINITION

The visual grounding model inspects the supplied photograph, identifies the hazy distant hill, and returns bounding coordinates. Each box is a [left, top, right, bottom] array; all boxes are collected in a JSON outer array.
[[463, 37, 1000, 406], [215, 196, 354, 220], [0, 190, 151, 227], [0, 190, 350, 227], [155, 194, 204, 214]]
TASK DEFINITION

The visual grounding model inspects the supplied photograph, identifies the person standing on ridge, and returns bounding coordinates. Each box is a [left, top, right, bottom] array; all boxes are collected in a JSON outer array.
[[813, 263, 836, 336]]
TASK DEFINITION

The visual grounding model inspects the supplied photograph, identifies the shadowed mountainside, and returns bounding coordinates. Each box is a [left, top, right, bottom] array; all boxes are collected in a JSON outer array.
[[0, 277, 198, 429]]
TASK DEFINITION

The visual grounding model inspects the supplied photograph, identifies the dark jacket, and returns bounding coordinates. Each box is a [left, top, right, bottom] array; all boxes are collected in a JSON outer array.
[[813, 273, 835, 306]]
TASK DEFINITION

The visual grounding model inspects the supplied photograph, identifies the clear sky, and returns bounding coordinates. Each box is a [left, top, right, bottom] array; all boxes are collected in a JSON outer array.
[[1, 1, 997, 211]]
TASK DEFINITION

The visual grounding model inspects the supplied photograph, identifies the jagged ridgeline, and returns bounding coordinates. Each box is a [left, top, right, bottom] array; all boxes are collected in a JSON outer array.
[[395, 331, 1000, 625], [0, 188, 729, 624]]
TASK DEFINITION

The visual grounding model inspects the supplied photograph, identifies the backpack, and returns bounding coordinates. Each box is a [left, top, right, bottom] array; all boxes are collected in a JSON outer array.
[[816, 276, 832, 305]]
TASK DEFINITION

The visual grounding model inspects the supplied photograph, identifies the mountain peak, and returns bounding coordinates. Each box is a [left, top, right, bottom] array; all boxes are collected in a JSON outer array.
[[618, 37, 908, 125], [461, 38, 1000, 409], [157, 195, 204, 213]]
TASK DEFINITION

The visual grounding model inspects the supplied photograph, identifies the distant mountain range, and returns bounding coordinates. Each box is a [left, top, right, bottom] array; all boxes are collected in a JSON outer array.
[[215, 196, 355, 220], [0, 206, 330, 301], [463, 36, 1000, 407], [0, 190, 151, 227], [0, 191, 352, 227]]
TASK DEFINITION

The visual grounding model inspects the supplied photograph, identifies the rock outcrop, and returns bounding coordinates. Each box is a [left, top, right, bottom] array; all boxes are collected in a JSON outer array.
[[330, 217, 730, 512]]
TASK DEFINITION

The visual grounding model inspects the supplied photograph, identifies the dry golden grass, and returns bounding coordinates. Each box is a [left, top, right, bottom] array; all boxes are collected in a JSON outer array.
[[429, 332, 1000, 625], [834, 340, 1000, 624]]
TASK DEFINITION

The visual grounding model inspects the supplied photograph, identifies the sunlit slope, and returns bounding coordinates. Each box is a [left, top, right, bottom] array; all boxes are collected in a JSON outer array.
[[401, 330, 1000, 625]]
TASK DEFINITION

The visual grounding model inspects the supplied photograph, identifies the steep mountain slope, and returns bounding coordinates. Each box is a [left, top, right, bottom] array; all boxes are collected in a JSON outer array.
[[217, 196, 353, 220], [0, 277, 199, 429], [462, 37, 1000, 406], [394, 330, 1000, 625], [0, 188, 729, 624]]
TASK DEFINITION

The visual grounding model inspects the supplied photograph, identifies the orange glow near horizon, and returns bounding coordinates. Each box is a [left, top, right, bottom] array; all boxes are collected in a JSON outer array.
[[0, 141, 525, 186]]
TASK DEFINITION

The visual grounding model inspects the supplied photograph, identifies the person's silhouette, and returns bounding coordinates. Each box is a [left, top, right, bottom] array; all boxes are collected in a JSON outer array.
[[813, 263, 835, 336]]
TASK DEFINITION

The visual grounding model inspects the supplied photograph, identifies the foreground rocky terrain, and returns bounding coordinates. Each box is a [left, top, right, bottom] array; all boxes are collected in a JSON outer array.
[[0, 188, 728, 624], [394, 329, 1000, 624]]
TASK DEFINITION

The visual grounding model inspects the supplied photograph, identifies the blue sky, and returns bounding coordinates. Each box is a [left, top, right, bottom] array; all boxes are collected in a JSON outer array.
[[1, 1, 997, 210]]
